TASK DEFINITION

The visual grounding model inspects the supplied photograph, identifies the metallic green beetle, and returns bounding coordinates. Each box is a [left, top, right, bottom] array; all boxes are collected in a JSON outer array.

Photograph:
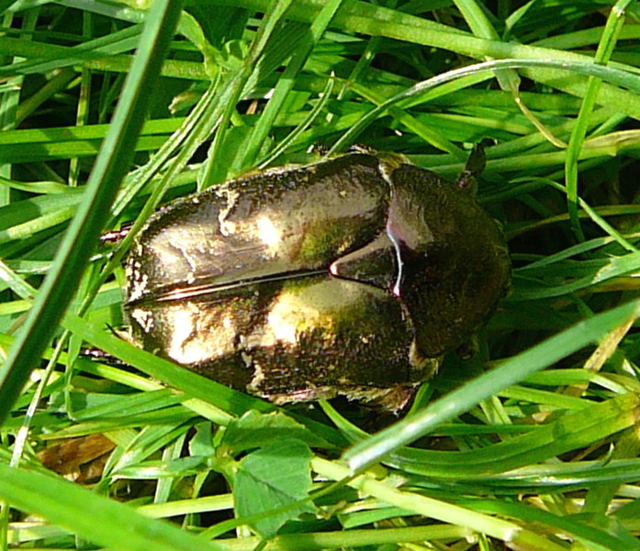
[[124, 148, 510, 410]]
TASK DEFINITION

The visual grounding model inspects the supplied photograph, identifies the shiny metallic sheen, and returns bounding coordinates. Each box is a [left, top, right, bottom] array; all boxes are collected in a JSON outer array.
[[124, 151, 510, 410]]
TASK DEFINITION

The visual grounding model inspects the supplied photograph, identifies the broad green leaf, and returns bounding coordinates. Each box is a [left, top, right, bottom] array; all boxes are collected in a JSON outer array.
[[220, 410, 331, 455], [234, 438, 316, 538]]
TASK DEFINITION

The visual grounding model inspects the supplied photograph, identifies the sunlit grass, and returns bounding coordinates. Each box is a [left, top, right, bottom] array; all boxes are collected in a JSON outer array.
[[1, 1, 639, 550]]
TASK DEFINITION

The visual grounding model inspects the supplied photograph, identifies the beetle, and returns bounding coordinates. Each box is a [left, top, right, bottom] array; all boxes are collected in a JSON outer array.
[[123, 147, 510, 410]]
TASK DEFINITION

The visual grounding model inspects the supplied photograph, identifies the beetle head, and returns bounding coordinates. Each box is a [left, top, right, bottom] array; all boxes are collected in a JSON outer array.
[[331, 159, 510, 362]]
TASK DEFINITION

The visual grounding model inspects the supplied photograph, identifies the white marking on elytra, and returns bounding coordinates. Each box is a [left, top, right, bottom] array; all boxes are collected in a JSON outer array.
[[217, 186, 240, 237], [128, 272, 149, 302], [378, 162, 395, 187], [167, 308, 196, 362], [247, 362, 266, 393], [179, 247, 199, 272], [130, 307, 154, 333]]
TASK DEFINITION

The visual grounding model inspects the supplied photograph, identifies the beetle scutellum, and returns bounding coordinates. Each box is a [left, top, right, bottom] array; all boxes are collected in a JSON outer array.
[[123, 148, 510, 411]]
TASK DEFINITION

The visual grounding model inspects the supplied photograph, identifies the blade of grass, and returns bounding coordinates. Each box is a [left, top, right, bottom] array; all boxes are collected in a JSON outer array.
[[238, 0, 343, 168], [61, 312, 271, 418], [452, 0, 521, 94], [343, 298, 640, 473], [200, 0, 294, 186], [61, 313, 346, 447], [313, 457, 569, 551], [257, 75, 335, 168], [329, 57, 640, 153], [565, 0, 634, 242], [0, 462, 229, 551], [0, 24, 143, 77], [469, 499, 640, 551], [0, 0, 184, 425], [213, 0, 640, 117]]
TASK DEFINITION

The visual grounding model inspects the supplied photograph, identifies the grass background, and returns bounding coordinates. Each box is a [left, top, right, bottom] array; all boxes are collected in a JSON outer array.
[[1, 0, 640, 549]]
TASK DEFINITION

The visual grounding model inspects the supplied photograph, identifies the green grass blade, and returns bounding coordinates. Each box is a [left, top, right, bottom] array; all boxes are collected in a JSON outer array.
[[0, 462, 229, 551], [343, 299, 640, 473], [565, 0, 635, 242], [0, 0, 184, 425]]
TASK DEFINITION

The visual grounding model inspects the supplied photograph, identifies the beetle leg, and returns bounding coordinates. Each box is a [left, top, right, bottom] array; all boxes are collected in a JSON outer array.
[[457, 142, 487, 195], [100, 223, 133, 244], [456, 335, 479, 360], [79, 347, 130, 367]]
